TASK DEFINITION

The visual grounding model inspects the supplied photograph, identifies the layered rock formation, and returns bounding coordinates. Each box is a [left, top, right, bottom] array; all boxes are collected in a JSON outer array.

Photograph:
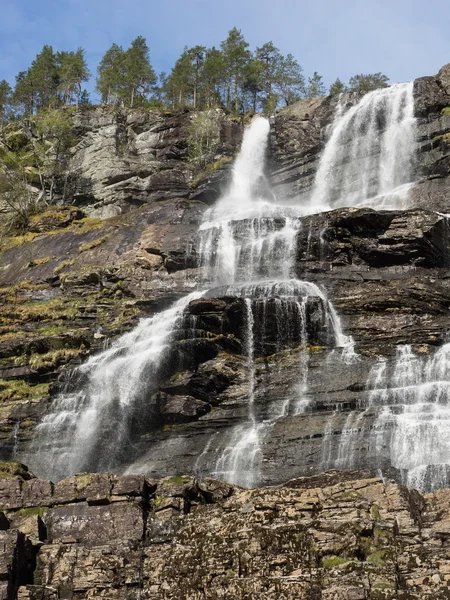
[[1, 66, 450, 496], [2, 465, 450, 599]]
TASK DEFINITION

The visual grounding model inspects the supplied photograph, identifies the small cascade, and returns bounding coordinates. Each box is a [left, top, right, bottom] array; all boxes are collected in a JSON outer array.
[[214, 298, 263, 487], [369, 344, 450, 490], [309, 82, 417, 212], [30, 291, 203, 480], [326, 344, 450, 491], [199, 117, 301, 285], [210, 278, 349, 486]]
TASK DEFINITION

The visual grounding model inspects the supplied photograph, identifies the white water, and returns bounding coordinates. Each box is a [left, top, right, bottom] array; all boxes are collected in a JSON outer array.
[[309, 82, 417, 213], [27, 85, 428, 488], [323, 344, 450, 491], [200, 117, 301, 284], [31, 291, 203, 480], [370, 344, 450, 490], [198, 118, 355, 487]]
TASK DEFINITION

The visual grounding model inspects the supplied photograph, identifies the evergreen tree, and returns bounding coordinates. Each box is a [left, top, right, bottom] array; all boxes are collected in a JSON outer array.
[[13, 71, 35, 115], [329, 77, 347, 96], [202, 47, 226, 108], [242, 59, 265, 112], [0, 80, 12, 122], [220, 28, 251, 113], [57, 48, 90, 105], [120, 36, 157, 107], [96, 43, 125, 105], [165, 48, 195, 108], [306, 71, 326, 98], [255, 42, 282, 110], [275, 53, 305, 106], [28, 45, 59, 110], [348, 73, 389, 93]]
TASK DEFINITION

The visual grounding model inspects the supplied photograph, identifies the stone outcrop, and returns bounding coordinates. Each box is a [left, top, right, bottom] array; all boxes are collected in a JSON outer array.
[[0, 466, 450, 598], [68, 107, 242, 217]]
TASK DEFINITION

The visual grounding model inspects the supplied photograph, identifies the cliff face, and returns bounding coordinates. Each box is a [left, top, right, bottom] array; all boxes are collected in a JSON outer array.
[[1, 466, 450, 599], [1, 65, 450, 490]]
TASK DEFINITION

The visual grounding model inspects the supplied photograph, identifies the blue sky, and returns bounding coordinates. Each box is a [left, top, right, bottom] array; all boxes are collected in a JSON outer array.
[[0, 0, 448, 100]]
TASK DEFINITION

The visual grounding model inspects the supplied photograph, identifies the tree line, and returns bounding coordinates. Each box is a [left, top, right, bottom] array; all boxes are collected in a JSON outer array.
[[0, 28, 390, 120]]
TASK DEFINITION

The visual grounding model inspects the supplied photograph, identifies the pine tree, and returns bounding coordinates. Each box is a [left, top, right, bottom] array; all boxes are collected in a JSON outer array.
[[96, 43, 125, 105], [306, 71, 326, 98], [348, 73, 389, 93], [165, 48, 195, 108], [220, 28, 251, 113], [28, 45, 59, 110], [57, 48, 90, 105], [0, 80, 12, 122], [242, 59, 264, 112], [13, 71, 35, 115], [202, 47, 226, 108], [329, 78, 347, 96], [120, 36, 157, 107], [275, 54, 305, 106], [255, 42, 282, 110]]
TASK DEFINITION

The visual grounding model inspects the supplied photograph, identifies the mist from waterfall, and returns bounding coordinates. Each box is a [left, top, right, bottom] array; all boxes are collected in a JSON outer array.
[[309, 82, 417, 213]]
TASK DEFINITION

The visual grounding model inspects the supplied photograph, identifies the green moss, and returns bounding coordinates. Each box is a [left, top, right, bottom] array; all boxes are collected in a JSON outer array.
[[0, 461, 31, 480], [29, 348, 81, 370], [322, 556, 351, 568], [27, 256, 55, 268], [336, 490, 361, 501], [14, 506, 49, 518], [75, 473, 95, 491], [79, 234, 112, 253], [367, 549, 389, 566], [53, 258, 76, 275], [191, 156, 233, 187], [441, 107, 450, 116], [165, 476, 192, 485], [0, 380, 49, 402], [433, 132, 450, 145], [370, 504, 381, 520]]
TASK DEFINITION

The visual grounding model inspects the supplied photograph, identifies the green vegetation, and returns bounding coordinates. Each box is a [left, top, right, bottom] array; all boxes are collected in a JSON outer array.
[[441, 107, 450, 116], [322, 555, 351, 568], [0, 461, 32, 480], [29, 348, 81, 370], [0, 380, 49, 402], [164, 475, 192, 484], [79, 233, 112, 253], [0, 29, 390, 120], [14, 506, 49, 518]]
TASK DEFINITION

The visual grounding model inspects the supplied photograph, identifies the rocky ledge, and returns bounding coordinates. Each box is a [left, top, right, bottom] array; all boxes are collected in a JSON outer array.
[[1, 464, 450, 599]]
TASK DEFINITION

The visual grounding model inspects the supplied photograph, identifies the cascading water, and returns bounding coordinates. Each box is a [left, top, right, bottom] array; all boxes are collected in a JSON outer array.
[[199, 118, 300, 284], [309, 82, 417, 213], [195, 118, 355, 486], [323, 344, 450, 491], [26, 84, 427, 489], [30, 291, 203, 480]]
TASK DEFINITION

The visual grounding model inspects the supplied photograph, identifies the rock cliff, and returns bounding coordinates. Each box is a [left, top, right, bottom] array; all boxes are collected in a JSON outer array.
[[1, 464, 450, 599], [0, 64, 450, 595]]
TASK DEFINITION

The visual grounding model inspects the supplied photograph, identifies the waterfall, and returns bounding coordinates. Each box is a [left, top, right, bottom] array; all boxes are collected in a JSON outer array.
[[198, 118, 355, 486], [325, 344, 450, 491], [309, 82, 417, 213], [370, 344, 450, 491], [30, 291, 203, 480], [28, 112, 364, 486]]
